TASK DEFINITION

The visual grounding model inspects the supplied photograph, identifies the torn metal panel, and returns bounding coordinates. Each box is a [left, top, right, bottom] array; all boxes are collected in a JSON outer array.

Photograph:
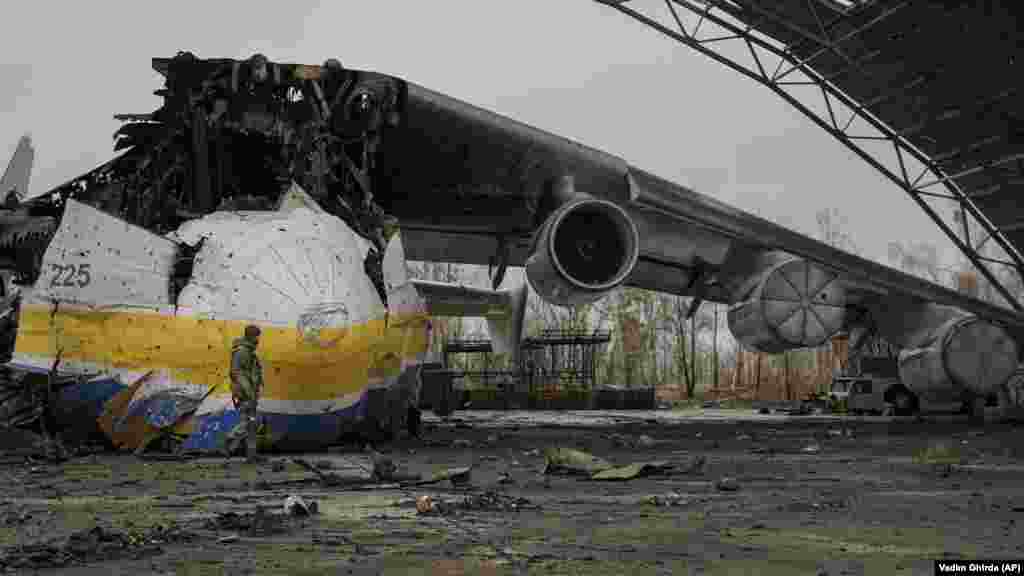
[[172, 198, 382, 327], [27, 199, 179, 310]]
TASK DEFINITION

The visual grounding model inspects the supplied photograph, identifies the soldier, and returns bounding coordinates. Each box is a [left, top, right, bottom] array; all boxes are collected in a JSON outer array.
[[230, 324, 266, 463]]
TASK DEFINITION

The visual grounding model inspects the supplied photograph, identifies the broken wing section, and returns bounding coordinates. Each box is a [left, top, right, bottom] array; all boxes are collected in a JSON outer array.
[[409, 278, 528, 364]]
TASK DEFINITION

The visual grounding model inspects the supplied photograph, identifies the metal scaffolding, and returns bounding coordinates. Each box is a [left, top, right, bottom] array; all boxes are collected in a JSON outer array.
[[520, 330, 611, 394], [442, 330, 611, 394]]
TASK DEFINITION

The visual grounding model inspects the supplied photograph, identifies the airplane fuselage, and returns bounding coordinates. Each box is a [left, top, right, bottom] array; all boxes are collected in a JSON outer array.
[[8, 187, 432, 453]]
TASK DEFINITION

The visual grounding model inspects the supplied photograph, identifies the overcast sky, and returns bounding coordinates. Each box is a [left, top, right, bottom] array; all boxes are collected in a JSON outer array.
[[0, 0, 959, 271]]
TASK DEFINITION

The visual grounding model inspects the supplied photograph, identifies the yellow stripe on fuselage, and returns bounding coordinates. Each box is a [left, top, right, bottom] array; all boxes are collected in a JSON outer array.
[[14, 304, 430, 401]]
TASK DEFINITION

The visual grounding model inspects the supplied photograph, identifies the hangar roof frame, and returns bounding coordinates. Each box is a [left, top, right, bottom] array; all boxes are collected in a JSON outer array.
[[596, 0, 1024, 311]]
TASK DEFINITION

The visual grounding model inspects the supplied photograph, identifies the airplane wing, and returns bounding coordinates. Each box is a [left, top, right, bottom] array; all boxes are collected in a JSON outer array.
[[376, 83, 1022, 329], [365, 75, 1023, 404]]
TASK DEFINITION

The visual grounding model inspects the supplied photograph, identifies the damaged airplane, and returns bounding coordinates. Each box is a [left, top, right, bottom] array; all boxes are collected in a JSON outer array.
[[8, 184, 524, 455], [1, 52, 1021, 457]]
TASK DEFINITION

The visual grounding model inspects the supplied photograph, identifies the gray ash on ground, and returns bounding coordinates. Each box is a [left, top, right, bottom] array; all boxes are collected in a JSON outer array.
[[0, 523, 196, 572]]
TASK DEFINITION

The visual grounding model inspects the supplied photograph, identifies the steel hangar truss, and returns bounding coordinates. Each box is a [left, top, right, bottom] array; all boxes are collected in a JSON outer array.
[[595, 0, 1024, 311]]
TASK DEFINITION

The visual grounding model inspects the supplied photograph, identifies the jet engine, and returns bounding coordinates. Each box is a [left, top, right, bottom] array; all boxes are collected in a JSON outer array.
[[525, 195, 640, 307], [725, 252, 848, 353], [897, 314, 1019, 404]]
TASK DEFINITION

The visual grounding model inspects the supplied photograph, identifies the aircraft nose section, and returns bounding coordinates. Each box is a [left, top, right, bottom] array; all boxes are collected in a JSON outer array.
[[174, 207, 385, 330]]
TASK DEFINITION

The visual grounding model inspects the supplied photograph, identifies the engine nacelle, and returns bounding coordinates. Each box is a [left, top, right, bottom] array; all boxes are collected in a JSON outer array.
[[726, 253, 847, 353], [898, 315, 1018, 403], [525, 196, 639, 307]]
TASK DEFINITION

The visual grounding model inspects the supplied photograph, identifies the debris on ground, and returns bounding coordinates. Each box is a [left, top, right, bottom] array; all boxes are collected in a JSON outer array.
[[802, 444, 822, 454], [412, 466, 473, 487], [2, 508, 34, 526], [368, 450, 409, 482], [283, 494, 319, 517], [543, 446, 701, 481], [204, 508, 292, 536], [0, 523, 196, 571], [415, 490, 539, 516], [292, 457, 369, 487], [452, 439, 473, 449], [640, 492, 688, 507], [543, 447, 614, 476], [608, 433, 659, 449], [591, 461, 676, 481], [716, 477, 740, 492], [684, 454, 708, 474], [416, 495, 435, 514]]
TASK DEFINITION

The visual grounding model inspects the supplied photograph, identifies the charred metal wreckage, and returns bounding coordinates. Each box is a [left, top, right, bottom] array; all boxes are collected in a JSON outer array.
[[15, 53, 402, 301], [0, 52, 512, 458], [0, 51, 1022, 461]]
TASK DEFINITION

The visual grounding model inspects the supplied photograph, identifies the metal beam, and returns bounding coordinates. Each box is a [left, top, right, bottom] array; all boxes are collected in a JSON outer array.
[[594, 0, 1024, 311]]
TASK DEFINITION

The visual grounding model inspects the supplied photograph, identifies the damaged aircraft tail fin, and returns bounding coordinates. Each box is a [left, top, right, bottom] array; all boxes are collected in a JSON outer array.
[[0, 135, 33, 204], [409, 279, 529, 363]]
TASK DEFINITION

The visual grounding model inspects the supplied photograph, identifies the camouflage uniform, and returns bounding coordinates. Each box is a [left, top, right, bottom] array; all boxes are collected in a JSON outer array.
[[229, 325, 264, 462]]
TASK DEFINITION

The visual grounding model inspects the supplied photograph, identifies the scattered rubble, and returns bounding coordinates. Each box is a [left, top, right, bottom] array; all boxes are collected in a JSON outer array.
[[283, 494, 319, 517], [414, 490, 539, 516], [413, 466, 473, 487], [608, 433, 659, 449], [640, 492, 688, 507], [204, 508, 292, 536], [542, 446, 703, 481], [591, 461, 676, 481], [716, 477, 740, 492], [0, 523, 195, 571], [543, 447, 614, 477]]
